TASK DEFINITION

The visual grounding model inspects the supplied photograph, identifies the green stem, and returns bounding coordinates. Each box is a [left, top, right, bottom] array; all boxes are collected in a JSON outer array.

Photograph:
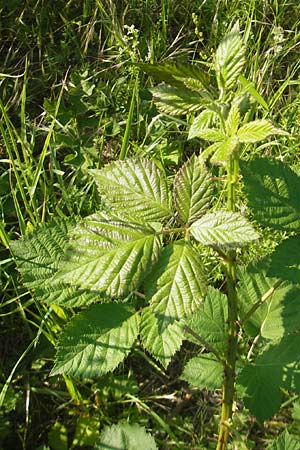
[[216, 150, 239, 450]]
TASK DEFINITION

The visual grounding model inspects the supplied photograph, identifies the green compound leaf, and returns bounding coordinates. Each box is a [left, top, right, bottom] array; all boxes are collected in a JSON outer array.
[[268, 236, 300, 283], [215, 22, 245, 92], [189, 211, 259, 249], [181, 354, 224, 391], [238, 263, 300, 340], [91, 159, 173, 222], [55, 212, 161, 298], [267, 430, 300, 450], [237, 120, 286, 143], [238, 334, 300, 422], [10, 218, 98, 307], [146, 241, 206, 327], [140, 308, 183, 368], [185, 287, 227, 355], [150, 84, 208, 116], [95, 423, 158, 450], [174, 154, 214, 224], [51, 303, 140, 378], [241, 158, 300, 231]]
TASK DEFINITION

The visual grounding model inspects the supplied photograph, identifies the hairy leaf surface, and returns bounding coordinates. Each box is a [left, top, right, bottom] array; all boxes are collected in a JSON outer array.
[[181, 354, 223, 391], [237, 120, 285, 143], [11, 218, 98, 307], [215, 22, 245, 91], [241, 158, 300, 230], [238, 264, 300, 339], [146, 241, 206, 328], [151, 84, 208, 115], [51, 303, 140, 378], [190, 211, 259, 248], [174, 154, 213, 224], [91, 159, 173, 222], [268, 236, 300, 283], [185, 287, 227, 354], [95, 423, 157, 450], [238, 334, 300, 421], [56, 213, 161, 297], [140, 308, 183, 368]]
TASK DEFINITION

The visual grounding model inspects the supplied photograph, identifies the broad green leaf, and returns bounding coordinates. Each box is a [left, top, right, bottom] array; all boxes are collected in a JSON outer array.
[[215, 22, 245, 92], [146, 241, 206, 328], [95, 423, 158, 450], [181, 354, 223, 391], [188, 110, 216, 140], [190, 211, 259, 249], [267, 430, 300, 450], [138, 62, 209, 91], [238, 263, 300, 339], [237, 120, 286, 143], [10, 218, 98, 307], [241, 158, 300, 231], [174, 154, 213, 223], [140, 308, 183, 368], [188, 128, 225, 142], [210, 135, 239, 165], [55, 213, 161, 298], [237, 334, 300, 421], [51, 303, 140, 378], [268, 236, 300, 283], [150, 84, 207, 116], [238, 75, 269, 111], [91, 159, 173, 222], [185, 287, 227, 354]]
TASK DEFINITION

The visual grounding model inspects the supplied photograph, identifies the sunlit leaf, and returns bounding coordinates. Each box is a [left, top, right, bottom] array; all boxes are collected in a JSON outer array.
[[174, 154, 213, 223], [138, 62, 209, 91], [181, 354, 223, 390], [267, 430, 300, 450], [190, 211, 259, 248], [188, 110, 216, 140], [91, 159, 173, 222], [95, 423, 158, 450], [51, 303, 140, 378], [55, 213, 161, 298], [185, 287, 227, 354], [146, 241, 206, 327], [10, 218, 99, 307], [151, 84, 207, 116], [215, 22, 245, 92], [237, 120, 286, 143], [140, 308, 183, 368]]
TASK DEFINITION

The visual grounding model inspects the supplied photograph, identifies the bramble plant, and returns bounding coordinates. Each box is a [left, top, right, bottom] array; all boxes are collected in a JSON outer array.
[[11, 22, 300, 449]]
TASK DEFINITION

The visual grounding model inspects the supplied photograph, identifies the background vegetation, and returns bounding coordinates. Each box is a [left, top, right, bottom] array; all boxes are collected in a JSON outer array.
[[1, 1, 300, 449]]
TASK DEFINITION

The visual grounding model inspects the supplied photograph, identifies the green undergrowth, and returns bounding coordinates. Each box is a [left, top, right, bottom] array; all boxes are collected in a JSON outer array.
[[1, 1, 300, 449]]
